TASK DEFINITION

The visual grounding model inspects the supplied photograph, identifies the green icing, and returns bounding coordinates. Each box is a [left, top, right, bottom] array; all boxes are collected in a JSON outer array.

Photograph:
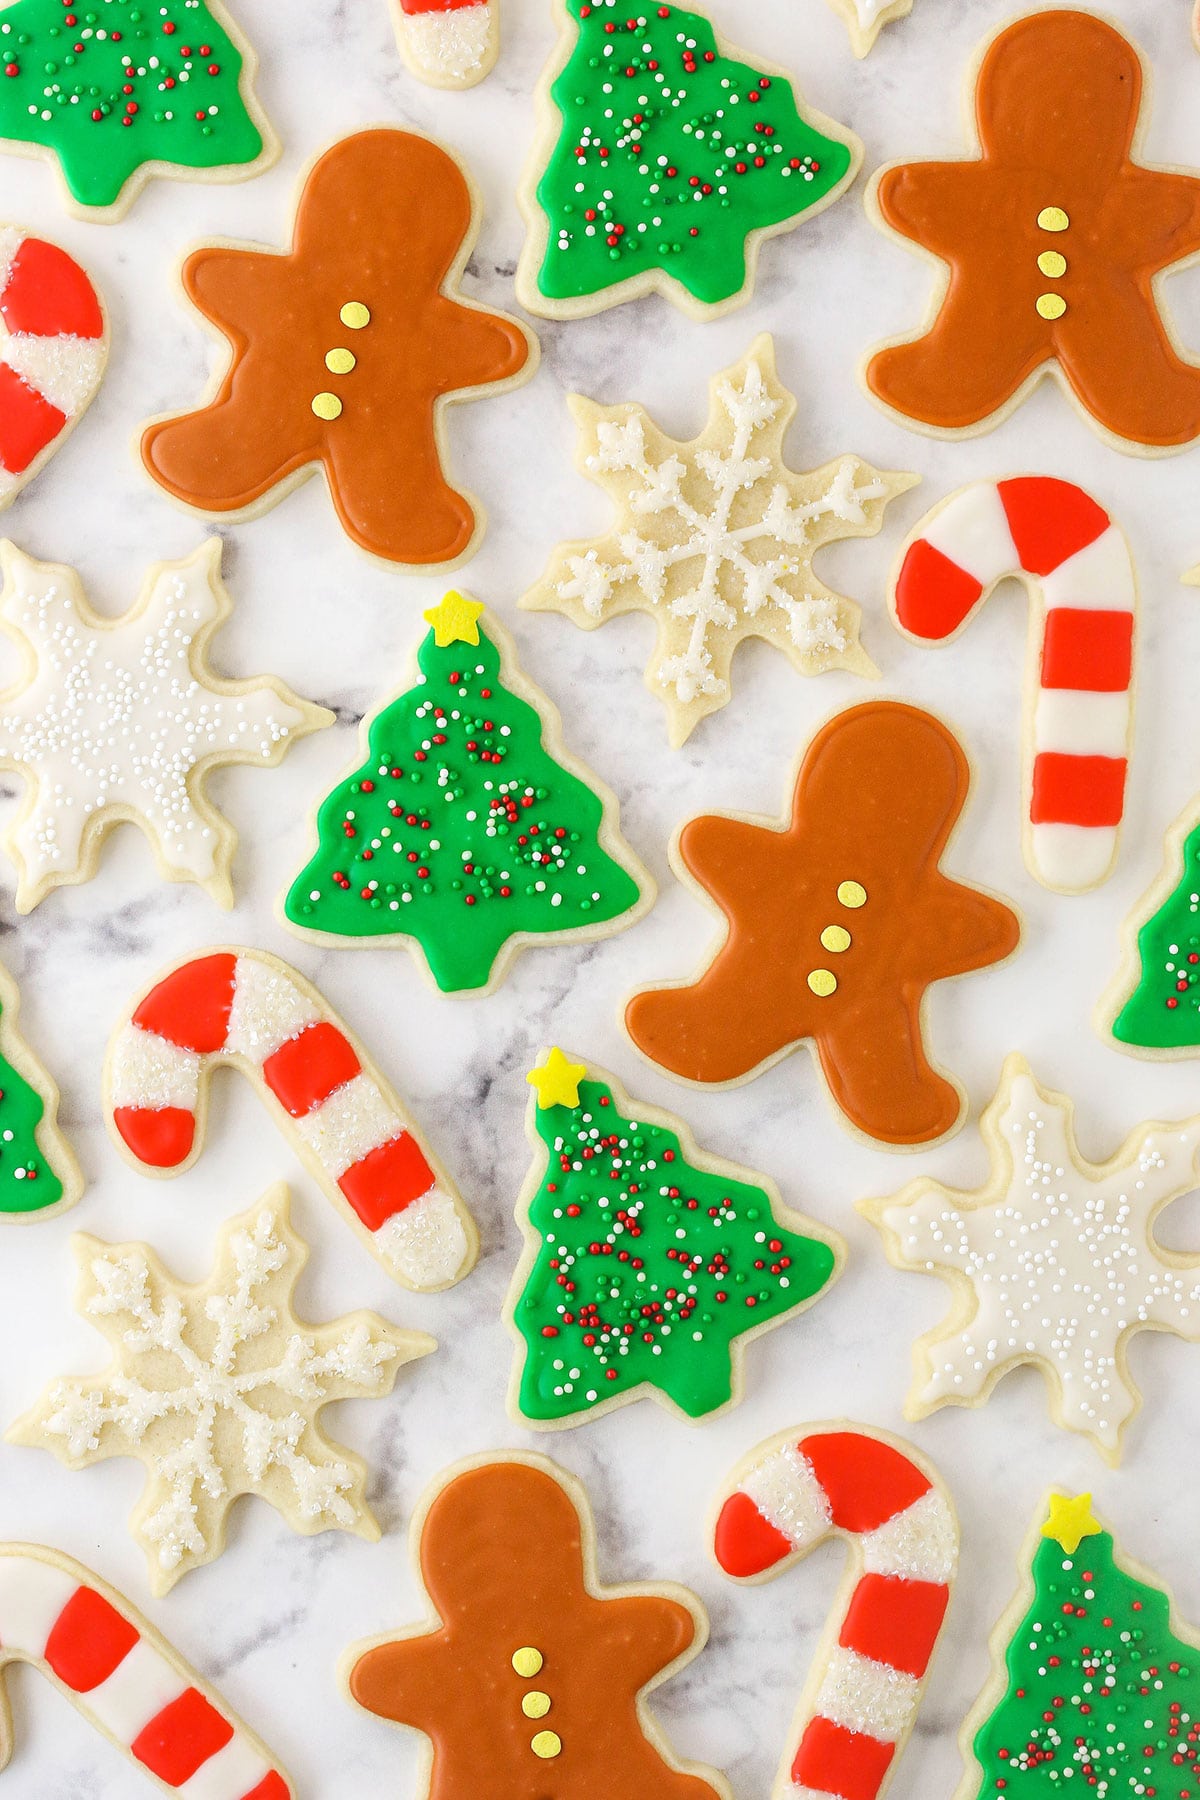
[[972, 1520, 1200, 1796], [535, 0, 854, 307], [284, 625, 644, 994], [0, 1000, 63, 1215], [512, 1076, 836, 1421], [1112, 819, 1200, 1050], [0, 1, 264, 210]]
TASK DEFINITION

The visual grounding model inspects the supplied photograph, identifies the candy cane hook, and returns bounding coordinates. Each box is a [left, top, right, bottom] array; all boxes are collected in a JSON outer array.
[[891, 476, 1136, 894], [105, 947, 478, 1294], [713, 1423, 958, 1800], [391, 0, 500, 89], [0, 1545, 291, 1795]]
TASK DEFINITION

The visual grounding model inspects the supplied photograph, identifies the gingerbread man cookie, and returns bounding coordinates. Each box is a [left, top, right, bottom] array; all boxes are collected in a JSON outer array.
[[626, 701, 1021, 1148], [141, 129, 537, 568], [865, 10, 1200, 454]]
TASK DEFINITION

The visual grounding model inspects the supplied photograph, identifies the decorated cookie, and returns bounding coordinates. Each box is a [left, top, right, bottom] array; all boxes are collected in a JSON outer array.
[[826, 0, 915, 57], [713, 1423, 958, 1800], [106, 947, 476, 1292], [625, 700, 1021, 1148], [891, 476, 1136, 893], [10, 1185, 432, 1595], [282, 594, 652, 995], [0, 230, 108, 509], [140, 129, 536, 569], [391, 0, 499, 88], [515, 0, 861, 320], [507, 1049, 844, 1428], [0, 1544, 292, 1794], [1102, 794, 1200, 1056], [0, 958, 80, 1222], [0, 538, 330, 914], [343, 1454, 730, 1800], [0, 0, 276, 221], [523, 336, 916, 745], [864, 1056, 1200, 1462], [957, 1493, 1200, 1799], [864, 10, 1200, 454]]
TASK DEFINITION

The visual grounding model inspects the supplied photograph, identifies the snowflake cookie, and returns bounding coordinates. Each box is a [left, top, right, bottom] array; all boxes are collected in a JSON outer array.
[[863, 1055, 1200, 1462], [0, 538, 331, 913], [10, 1186, 432, 1593], [826, 0, 915, 57], [523, 338, 915, 745]]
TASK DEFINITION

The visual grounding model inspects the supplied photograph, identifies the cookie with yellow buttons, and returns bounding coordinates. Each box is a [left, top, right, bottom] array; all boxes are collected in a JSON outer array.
[[140, 127, 537, 569], [342, 1453, 731, 1800], [625, 700, 1022, 1149], [863, 10, 1200, 455]]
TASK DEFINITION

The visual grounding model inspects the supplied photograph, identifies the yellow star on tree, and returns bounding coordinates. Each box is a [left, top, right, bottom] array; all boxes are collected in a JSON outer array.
[[423, 590, 484, 648], [1042, 1493, 1101, 1554], [527, 1047, 587, 1111]]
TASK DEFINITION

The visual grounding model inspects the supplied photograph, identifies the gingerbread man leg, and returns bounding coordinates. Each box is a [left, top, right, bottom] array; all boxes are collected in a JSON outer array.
[[815, 993, 962, 1145], [1055, 274, 1200, 448], [867, 288, 1046, 432]]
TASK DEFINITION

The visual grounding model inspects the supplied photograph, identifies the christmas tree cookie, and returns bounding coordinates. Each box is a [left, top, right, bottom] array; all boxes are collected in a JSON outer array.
[[516, 0, 861, 320], [0, 0, 276, 220], [1103, 796, 1200, 1054], [957, 1492, 1200, 1800], [282, 594, 652, 995], [508, 1050, 844, 1427], [0, 958, 80, 1222]]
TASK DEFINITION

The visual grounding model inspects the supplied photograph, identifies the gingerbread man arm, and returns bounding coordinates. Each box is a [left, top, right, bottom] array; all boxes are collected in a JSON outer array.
[[427, 296, 533, 397], [873, 162, 995, 259], [347, 1632, 449, 1733], [923, 877, 1021, 981], [674, 813, 792, 921], [588, 1590, 699, 1692]]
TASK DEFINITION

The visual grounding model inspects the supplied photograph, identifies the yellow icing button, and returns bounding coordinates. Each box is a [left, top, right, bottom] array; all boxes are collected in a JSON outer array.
[[522, 1692, 552, 1719], [531, 1732, 562, 1760], [1037, 206, 1069, 232], [325, 347, 357, 374], [311, 392, 343, 421], [820, 926, 851, 954], [807, 969, 838, 998], [837, 881, 867, 909], [1037, 251, 1067, 279], [512, 1647, 544, 1678], [1036, 293, 1067, 321], [340, 301, 371, 329]]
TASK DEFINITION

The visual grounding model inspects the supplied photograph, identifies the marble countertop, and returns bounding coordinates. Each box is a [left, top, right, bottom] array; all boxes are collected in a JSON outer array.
[[2, 0, 1200, 1793]]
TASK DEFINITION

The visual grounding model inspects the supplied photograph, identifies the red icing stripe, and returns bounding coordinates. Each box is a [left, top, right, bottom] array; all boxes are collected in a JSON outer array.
[[114, 1105, 196, 1169], [132, 1687, 233, 1785], [262, 1022, 361, 1119], [339, 1133, 435, 1232], [893, 538, 983, 640], [798, 1434, 930, 1535], [0, 362, 66, 475], [132, 953, 237, 1054], [839, 1573, 949, 1679], [243, 1776, 291, 1800], [44, 1587, 138, 1693], [399, 0, 486, 12], [998, 477, 1109, 577], [792, 1716, 895, 1800], [2, 238, 103, 339], [713, 1491, 794, 1577], [1040, 608, 1133, 693], [1031, 753, 1127, 828]]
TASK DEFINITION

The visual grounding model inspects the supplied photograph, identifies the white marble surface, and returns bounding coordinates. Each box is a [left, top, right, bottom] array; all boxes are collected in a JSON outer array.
[[0, 0, 1199, 1794]]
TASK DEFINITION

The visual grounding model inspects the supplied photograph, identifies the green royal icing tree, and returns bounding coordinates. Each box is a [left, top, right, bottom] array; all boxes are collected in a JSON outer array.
[[534, 0, 855, 308], [284, 596, 645, 994], [0, 988, 66, 1216], [511, 1052, 839, 1422], [0, 0, 266, 212], [1112, 819, 1200, 1050], [970, 1495, 1200, 1797]]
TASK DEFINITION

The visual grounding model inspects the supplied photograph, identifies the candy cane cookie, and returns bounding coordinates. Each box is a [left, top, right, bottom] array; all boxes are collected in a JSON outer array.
[[390, 0, 499, 88], [713, 1423, 958, 1800], [891, 476, 1136, 893], [0, 1544, 291, 1795], [105, 947, 476, 1292]]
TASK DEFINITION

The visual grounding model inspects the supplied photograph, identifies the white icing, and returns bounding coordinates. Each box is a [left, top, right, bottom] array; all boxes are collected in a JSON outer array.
[[374, 1186, 469, 1288], [5, 334, 106, 416], [401, 4, 492, 81], [292, 1073, 399, 1178], [108, 1023, 200, 1113], [1031, 822, 1119, 890], [1033, 688, 1130, 759], [85, 1639, 179, 1740], [0, 228, 23, 296], [178, 1732, 272, 1800], [1041, 525, 1136, 614], [879, 1066, 1200, 1452], [921, 481, 1016, 583], [0, 1555, 76, 1652], [742, 1442, 832, 1550], [853, 0, 895, 23], [226, 954, 321, 1062], [861, 1490, 959, 1584], [814, 1646, 920, 1742]]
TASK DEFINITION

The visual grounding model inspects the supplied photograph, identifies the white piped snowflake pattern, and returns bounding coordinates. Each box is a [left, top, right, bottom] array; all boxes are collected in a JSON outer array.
[[10, 1186, 433, 1593], [523, 336, 915, 745], [0, 537, 331, 911], [865, 1055, 1200, 1462]]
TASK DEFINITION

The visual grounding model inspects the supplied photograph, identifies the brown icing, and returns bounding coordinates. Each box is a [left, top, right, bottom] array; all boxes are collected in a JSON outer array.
[[625, 701, 1020, 1147], [866, 10, 1200, 450], [141, 128, 534, 565], [348, 1459, 723, 1800]]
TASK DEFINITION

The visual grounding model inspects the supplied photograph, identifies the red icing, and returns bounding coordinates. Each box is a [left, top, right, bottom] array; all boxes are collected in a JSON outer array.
[[339, 1132, 435, 1231], [262, 1022, 361, 1119], [114, 1104, 196, 1168], [998, 476, 1110, 577], [132, 1688, 233, 1785], [44, 1587, 138, 1693], [798, 1433, 931, 1534], [1031, 752, 1127, 827], [713, 1491, 794, 1577], [399, 0, 485, 12], [1040, 608, 1133, 692], [839, 1573, 949, 1679], [1, 238, 103, 339], [243, 1776, 291, 1800], [792, 1716, 895, 1800], [0, 363, 66, 474], [893, 538, 983, 640], [132, 952, 237, 1053]]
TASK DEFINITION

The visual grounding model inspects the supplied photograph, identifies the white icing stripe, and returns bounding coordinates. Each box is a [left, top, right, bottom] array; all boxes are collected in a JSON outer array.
[[6, 334, 107, 416], [742, 1443, 832, 1550], [402, 7, 492, 80], [0, 1557, 77, 1650], [109, 1024, 200, 1113], [179, 1732, 273, 1799], [861, 1491, 959, 1584], [814, 1646, 921, 1742], [374, 1186, 469, 1288], [1033, 688, 1130, 759], [85, 1638, 181, 1741], [293, 1073, 400, 1179], [1031, 823, 1120, 891], [227, 955, 322, 1062], [1041, 525, 1135, 613], [921, 481, 1017, 584]]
